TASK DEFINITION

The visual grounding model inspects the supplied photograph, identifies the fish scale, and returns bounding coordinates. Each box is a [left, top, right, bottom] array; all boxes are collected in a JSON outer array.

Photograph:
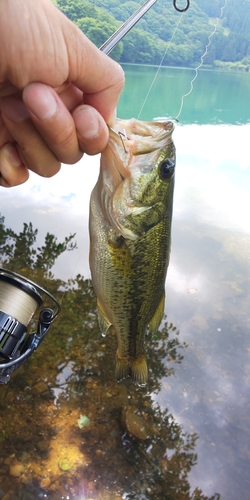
[[89, 118, 175, 386]]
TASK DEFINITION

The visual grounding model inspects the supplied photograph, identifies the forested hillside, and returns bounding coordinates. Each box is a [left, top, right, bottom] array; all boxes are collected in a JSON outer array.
[[56, 0, 250, 70]]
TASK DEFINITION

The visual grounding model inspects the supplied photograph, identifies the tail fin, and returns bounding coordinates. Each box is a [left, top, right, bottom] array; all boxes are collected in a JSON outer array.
[[115, 355, 148, 386]]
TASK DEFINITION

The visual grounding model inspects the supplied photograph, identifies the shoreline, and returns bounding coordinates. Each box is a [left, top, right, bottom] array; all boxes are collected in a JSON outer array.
[[120, 62, 250, 74]]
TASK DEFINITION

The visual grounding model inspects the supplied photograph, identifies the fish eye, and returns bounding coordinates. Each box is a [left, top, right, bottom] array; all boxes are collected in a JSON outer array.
[[159, 158, 175, 180]]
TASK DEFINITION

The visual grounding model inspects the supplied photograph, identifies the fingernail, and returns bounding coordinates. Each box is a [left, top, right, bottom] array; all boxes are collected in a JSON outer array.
[[24, 84, 58, 120], [74, 106, 100, 139], [4, 144, 22, 167], [2, 99, 30, 123]]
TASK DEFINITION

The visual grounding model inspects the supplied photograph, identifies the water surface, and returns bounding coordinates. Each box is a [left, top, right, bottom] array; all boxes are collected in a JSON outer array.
[[0, 66, 250, 499], [120, 64, 250, 124]]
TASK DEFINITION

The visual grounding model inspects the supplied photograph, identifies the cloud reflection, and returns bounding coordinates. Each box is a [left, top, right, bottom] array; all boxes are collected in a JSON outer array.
[[159, 126, 250, 498], [0, 154, 100, 279], [1, 124, 250, 499], [174, 124, 250, 235]]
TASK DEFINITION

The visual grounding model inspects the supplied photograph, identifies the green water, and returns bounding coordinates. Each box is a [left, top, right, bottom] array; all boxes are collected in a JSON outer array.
[[118, 64, 250, 124], [0, 66, 250, 500]]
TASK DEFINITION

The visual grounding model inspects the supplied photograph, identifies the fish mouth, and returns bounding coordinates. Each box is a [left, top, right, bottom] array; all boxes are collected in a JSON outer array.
[[106, 118, 174, 182], [110, 118, 174, 152]]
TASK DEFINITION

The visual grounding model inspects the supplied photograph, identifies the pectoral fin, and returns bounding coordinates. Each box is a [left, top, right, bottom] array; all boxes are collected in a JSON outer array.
[[97, 301, 112, 336], [148, 292, 165, 334]]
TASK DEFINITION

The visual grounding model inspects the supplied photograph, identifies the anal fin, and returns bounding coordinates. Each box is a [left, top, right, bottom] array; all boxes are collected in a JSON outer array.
[[148, 292, 165, 334]]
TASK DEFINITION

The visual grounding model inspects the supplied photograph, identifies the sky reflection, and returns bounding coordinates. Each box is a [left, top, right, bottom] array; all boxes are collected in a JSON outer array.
[[1, 123, 250, 499], [160, 125, 250, 498], [174, 123, 250, 234], [1, 153, 99, 280]]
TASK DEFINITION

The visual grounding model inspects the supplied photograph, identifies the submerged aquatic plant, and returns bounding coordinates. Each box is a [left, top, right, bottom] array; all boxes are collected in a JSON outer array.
[[78, 414, 91, 429]]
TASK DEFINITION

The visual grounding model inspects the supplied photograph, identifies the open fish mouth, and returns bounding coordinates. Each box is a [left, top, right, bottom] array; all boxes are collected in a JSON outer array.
[[104, 118, 175, 185], [110, 118, 174, 154]]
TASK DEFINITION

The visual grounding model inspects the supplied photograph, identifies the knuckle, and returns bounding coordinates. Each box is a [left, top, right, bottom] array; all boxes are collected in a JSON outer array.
[[53, 122, 76, 149], [52, 123, 82, 163]]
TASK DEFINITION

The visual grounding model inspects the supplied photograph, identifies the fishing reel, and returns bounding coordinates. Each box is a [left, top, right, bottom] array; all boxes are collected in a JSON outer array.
[[0, 268, 60, 384]]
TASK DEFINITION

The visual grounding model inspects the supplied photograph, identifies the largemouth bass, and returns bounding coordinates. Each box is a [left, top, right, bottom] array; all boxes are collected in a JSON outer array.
[[89, 118, 175, 386]]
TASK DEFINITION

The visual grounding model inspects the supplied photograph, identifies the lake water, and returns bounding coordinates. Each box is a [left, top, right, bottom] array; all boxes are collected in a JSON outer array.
[[0, 66, 250, 500]]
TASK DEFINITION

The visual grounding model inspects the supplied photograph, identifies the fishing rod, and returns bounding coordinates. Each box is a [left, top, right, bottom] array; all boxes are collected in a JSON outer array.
[[100, 0, 190, 54]]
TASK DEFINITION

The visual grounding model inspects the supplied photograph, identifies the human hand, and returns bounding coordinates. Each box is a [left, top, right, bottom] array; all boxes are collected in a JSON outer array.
[[0, 0, 124, 187]]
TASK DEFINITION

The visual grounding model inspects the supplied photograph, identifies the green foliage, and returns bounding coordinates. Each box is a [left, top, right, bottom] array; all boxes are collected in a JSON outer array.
[[195, 0, 224, 18], [76, 16, 123, 60], [35, 232, 77, 271], [57, 0, 97, 21], [120, 28, 161, 64], [56, 0, 250, 68]]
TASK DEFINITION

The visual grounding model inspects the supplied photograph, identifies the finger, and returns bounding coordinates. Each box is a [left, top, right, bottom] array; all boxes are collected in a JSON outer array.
[[55, 84, 111, 152], [22, 83, 83, 164], [66, 28, 125, 123], [0, 143, 29, 187], [72, 105, 109, 156], [24, 83, 110, 156], [1, 97, 61, 177], [54, 82, 83, 111], [0, 112, 13, 147], [76, 56, 124, 125]]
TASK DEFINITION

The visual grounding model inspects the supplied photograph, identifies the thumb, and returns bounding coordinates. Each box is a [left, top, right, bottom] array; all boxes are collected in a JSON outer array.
[[65, 26, 125, 123]]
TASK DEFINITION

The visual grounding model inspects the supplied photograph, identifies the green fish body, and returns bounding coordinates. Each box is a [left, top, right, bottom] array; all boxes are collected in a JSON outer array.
[[89, 118, 175, 385]]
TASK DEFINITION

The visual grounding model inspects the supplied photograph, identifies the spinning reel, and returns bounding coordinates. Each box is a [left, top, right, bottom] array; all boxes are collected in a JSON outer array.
[[0, 268, 60, 384]]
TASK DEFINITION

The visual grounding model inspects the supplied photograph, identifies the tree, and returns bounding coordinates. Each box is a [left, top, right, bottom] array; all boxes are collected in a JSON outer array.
[[0, 212, 77, 275], [76, 16, 123, 61], [55, 0, 250, 68], [56, 0, 97, 21]]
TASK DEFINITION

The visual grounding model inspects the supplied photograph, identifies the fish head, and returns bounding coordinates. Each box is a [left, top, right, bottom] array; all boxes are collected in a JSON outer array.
[[99, 118, 175, 239]]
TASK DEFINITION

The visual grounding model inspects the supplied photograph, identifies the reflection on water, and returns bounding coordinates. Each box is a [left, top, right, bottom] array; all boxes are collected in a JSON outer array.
[[0, 123, 250, 499], [0, 241, 211, 499]]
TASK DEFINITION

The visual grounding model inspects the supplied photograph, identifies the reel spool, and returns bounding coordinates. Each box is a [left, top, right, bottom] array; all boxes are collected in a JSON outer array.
[[0, 268, 60, 384]]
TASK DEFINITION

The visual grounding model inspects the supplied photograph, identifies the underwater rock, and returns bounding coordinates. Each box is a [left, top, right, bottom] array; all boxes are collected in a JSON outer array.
[[121, 406, 150, 440], [9, 462, 25, 477], [40, 477, 51, 489], [30, 380, 49, 396], [36, 440, 50, 452]]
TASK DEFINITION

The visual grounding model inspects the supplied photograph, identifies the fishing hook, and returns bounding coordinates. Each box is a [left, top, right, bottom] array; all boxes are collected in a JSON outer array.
[[173, 0, 190, 12], [118, 131, 129, 154]]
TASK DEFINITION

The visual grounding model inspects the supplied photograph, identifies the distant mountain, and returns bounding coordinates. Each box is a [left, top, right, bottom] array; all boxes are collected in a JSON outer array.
[[56, 0, 250, 70]]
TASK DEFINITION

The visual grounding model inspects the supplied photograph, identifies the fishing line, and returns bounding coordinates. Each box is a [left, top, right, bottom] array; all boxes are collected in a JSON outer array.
[[175, 0, 228, 121], [137, 12, 184, 119]]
